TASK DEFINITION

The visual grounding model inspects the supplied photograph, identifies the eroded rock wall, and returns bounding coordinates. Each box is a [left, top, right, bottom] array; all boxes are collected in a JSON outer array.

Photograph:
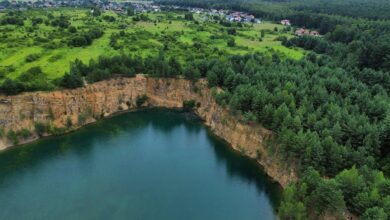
[[0, 75, 297, 187]]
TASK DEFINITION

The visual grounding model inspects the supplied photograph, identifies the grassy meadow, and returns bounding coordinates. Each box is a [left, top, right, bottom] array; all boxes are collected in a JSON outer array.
[[0, 8, 305, 80]]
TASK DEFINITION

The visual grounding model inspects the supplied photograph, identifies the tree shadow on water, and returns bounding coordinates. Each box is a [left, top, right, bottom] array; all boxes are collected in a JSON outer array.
[[206, 131, 283, 213], [139, 108, 203, 135], [0, 108, 281, 215]]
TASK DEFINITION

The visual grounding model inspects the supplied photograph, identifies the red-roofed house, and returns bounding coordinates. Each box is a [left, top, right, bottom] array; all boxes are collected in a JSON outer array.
[[295, 28, 309, 36]]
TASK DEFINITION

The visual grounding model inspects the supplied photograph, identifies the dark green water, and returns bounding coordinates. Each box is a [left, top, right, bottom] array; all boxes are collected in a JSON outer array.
[[0, 109, 281, 220]]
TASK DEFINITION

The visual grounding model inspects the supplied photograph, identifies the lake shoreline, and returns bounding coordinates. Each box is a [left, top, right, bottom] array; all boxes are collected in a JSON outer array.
[[0, 109, 281, 219], [0, 75, 297, 189]]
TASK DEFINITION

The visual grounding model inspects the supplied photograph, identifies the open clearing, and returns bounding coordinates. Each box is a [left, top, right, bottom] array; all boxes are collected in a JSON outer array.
[[0, 9, 305, 80]]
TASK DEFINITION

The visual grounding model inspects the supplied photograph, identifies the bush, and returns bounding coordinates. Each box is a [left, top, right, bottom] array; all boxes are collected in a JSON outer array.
[[133, 14, 149, 22], [34, 121, 47, 136], [60, 72, 84, 89], [68, 35, 89, 47], [184, 65, 200, 80], [227, 28, 236, 35], [136, 94, 148, 107], [48, 125, 67, 135], [25, 53, 40, 62], [66, 116, 72, 128], [103, 15, 116, 22], [17, 128, 31, 139], [214, 90, 231, 106], [0, 78, 24, 95], [68, 26, 77, 33], [361, 207, 388, 220], [68, 28, 104, 47], [184, 13, 194, 20], [18, 67, 54, 91], [0, 16, 24, 26], [50, 15, 70, 28], [275, 36, 287, 42], [78, 114, 87, 126], [0, 66, 54, 95], [227, 39, 235, 47], [183, 100, 196, 110], [31, 18, 43, 26], [7, 130, 18, 145]]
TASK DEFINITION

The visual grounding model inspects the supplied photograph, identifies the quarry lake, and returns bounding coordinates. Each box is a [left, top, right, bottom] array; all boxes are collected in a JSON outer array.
[[0, 109, 281, 220]]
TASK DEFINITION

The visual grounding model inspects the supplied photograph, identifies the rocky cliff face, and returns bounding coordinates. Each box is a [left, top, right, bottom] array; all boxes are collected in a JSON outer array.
[[0, 75, 297, 187]]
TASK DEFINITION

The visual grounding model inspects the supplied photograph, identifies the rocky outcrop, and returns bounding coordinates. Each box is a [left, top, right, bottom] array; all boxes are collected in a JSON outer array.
[[0, 75, 297, 188]]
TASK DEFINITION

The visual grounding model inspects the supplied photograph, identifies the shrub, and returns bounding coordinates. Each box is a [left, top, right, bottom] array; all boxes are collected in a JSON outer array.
[[66, 116, 72, 128], [34, 121, 47, 136], [78, 114, 87, 126], [183, 100, 196, 110], [68, 28, 104, 47], [0, 16, 24, 26], [48, 125, 67, 135], [68, 26, 77, 33], [0, 78, 24, 95], [18, 67, 54, 91], [243, 111, 257, 124], [227, 28, 236, 35], [275, 36, 288, 42], [6, 130, 18, 145], [103, 15, 116, 22], [361, 207, 388, 220], [31, 18, 43, 26], [25, 53, 40, 62], [227, 38, 235, 47], [184, 13, 194, 21], [60, 72, 84, 89], [17, 128, 31, 139], [48, 107, 55, 120], [136, 94, 148, 107]]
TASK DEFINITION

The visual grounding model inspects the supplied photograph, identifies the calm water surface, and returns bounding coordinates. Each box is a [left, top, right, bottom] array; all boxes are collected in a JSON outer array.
[[0, 109, 281, 220]]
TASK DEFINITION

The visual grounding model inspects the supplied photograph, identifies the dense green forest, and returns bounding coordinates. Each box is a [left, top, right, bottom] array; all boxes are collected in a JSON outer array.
[[159, 0, 390, 19], [154, 0, 390, 219], [0, 0, 389, 219], [288, 0, 390, 20]]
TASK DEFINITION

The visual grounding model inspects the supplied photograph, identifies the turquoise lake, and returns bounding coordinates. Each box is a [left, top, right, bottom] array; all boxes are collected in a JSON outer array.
[[0, 109, 281, 220]]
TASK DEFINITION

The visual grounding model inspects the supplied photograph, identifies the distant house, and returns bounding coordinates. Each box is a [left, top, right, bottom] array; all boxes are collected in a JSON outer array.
[[281, 19, 291, 26], [295, 28, 309, 36], [151, 5, 160, 12], [226, 15, 234, 22], [225, 11, 258, 23], [244, 15, 254, 22], [295, 28, 321, 37]]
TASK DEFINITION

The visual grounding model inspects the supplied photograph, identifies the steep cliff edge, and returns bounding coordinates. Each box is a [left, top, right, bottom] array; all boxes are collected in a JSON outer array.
[[0, 75, 297, 188]]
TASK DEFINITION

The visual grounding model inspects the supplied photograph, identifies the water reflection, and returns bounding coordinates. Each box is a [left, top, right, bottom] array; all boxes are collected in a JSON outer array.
[[207, 133, 282, 211], [0, 109, 281, 219]]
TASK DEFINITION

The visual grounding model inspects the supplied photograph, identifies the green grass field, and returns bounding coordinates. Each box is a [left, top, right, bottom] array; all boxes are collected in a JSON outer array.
[[0, 8, 305, 80]]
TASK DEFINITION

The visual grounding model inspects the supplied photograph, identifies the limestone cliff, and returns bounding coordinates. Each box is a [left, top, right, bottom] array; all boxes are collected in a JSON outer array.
[[0, 75, 297, 188]]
